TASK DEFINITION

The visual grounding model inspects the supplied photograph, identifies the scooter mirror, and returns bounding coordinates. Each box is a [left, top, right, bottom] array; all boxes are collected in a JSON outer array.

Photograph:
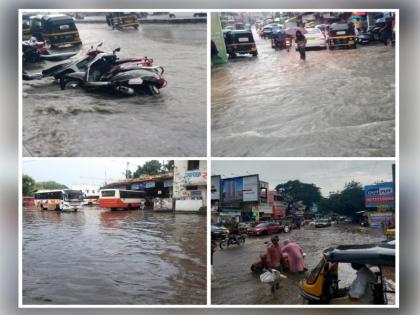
[[98, 42, 103, 47]]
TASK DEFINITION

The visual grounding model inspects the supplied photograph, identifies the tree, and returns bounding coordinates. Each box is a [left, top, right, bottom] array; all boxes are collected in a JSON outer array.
[[275, 180, 322, 212], [22, 174, 36, 196], [162, 160, 174, 173], [317, 181, 365, 217], [34, 181, 68, 191]]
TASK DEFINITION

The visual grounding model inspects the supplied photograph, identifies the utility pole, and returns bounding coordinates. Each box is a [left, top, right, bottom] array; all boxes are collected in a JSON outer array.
[[126, 162, 130, 179]]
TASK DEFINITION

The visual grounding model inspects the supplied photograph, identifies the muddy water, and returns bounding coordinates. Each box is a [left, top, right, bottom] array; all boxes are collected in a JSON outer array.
[[212, 223, 394, 305], [212, 30, 395, 157], [22, 207, 207, 305], [23, 23, 207, 157]]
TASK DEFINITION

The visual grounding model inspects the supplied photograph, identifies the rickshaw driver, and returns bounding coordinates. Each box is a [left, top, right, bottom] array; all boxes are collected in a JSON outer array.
[[348, 263, 376, 303]]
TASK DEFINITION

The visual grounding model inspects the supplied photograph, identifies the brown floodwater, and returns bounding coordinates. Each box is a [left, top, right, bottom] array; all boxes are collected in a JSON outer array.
[[22, 207, 207, 305]]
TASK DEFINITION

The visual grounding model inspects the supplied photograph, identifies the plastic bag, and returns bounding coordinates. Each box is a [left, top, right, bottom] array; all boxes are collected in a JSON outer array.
[[260, 270, 286, 283]]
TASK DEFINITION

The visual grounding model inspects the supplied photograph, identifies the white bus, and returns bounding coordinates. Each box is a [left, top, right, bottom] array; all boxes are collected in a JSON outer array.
[[99, 189, 146, 210], [34, 189, 83, 211]]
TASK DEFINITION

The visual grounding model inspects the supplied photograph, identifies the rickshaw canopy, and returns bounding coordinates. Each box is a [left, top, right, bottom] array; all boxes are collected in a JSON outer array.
[[323, 244, 395, 266]]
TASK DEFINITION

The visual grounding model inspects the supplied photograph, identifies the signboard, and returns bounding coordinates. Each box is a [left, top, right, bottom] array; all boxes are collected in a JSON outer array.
[[145, 181, 155, 189], [211, 175, 221, 200], [163, 180, 173, 188], [190, 190, 202, 199], [243, 175, 259, 202], [364, 182, 395, 208], [369, 212, 394, 228], [131, 183, 145, 190], [221, 175, 259, 203]]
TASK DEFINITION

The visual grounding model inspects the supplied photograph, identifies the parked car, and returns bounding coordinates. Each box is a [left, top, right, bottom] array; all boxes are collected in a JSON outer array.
[[247, 222, 282, 236], [315, 218, 332, 228], [211, 225, 229, 240]]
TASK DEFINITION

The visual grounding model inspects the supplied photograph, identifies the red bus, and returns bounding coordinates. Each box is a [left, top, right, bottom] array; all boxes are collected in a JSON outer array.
[[99, 189, 146, 210]]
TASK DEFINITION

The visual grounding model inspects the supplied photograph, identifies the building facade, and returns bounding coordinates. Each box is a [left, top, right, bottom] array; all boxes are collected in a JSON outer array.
[[173, 160, 207, 213], [71, 184, 101, 196]]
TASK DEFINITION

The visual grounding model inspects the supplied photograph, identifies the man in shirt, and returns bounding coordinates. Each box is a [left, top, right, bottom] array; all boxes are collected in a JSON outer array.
[[266, 235, 283, 272]]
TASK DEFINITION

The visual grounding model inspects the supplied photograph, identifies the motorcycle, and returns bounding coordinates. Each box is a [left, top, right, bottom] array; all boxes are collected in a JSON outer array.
[[219, 234, 246, 249], [60, 47, 166, 96], [22, 40, 77, 64]]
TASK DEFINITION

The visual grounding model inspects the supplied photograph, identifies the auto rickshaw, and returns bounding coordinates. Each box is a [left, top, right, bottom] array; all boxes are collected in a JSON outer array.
[[223, 30, 258, 57], [327, 23, 357, 49], [301, 243, 395, 304], [30, 14, 82, 48], [106, 12, 139, 30]]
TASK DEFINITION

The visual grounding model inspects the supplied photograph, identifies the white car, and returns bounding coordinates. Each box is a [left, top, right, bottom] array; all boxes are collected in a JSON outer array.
[[303, 27, 327, 49]]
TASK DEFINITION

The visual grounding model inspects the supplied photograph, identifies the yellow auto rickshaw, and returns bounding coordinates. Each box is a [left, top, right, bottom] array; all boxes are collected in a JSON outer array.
[[301, 243, 395, 304], [106, 12, 139, 30], [30, 14, 82, 48]]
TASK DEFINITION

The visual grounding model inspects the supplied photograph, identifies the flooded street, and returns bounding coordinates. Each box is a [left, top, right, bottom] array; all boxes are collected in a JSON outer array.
[[212, 223, 395, 304], [212, 30, 395, 157], [23, 22, 206, 157], [23, 207, 206, 305]]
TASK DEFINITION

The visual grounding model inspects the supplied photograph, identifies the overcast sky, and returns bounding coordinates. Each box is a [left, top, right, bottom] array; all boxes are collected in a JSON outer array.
[[212, 160, 394, 196], [22, 159, 171, 187]]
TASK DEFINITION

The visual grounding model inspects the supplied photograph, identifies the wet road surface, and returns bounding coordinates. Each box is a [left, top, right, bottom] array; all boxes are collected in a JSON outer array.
[[23, 207, 207, 305], [212, 30, 395, 157], [23, 22, 206, 157], [211, 223, 395, 305]]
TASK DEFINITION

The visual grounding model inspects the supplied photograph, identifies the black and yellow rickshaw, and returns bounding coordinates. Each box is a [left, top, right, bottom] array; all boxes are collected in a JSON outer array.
[[301, 243, 395, 304], [223, 30, 258, 58], [106, 12, 139, 30], [327, 23, 357, 49], [22, 14, 32, 40], [30, 14, 82, 48]]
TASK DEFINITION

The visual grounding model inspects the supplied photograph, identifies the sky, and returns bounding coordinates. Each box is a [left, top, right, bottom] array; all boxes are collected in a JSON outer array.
[[22, 159, 171, 187], [212, 160, 395, 196]]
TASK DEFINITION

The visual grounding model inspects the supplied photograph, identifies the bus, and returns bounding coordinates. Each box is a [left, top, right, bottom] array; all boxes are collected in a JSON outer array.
[[34, 189, 83, 211], [82, 195, 99, 206], [99, 189, 146, 210]]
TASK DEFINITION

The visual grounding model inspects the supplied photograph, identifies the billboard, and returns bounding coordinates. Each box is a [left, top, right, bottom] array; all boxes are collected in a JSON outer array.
[[364, 182, 395, 208], [369, 212, 394, 228], [221, 175, 259, 203], [211, 175, 221, 200]]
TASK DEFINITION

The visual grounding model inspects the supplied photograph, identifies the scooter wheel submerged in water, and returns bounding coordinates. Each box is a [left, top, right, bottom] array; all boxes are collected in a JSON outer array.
[[219, 240, 228, 250], [148, 84, 160, 96], [61, 78, 83, 90]]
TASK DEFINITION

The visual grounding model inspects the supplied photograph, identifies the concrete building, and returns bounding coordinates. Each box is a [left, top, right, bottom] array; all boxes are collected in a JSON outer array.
[[173, 160, 207, 213], [71, 184, 100, 196]]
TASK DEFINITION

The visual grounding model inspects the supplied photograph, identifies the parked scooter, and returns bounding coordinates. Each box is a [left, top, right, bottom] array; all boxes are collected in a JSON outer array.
[[22, 40, 77, 64], [219, 234, 246, 249], [60, 47, 166, 96]]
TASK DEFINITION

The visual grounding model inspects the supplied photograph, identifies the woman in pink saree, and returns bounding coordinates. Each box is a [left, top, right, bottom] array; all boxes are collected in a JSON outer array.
[[281, 239, 305, 273]]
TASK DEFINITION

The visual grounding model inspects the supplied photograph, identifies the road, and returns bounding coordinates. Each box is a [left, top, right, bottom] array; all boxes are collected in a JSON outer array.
[[23, 22, 207, 157], [22, 207, 207, 305], [212, 30, 395, 157], [211, 223, 395, 305]]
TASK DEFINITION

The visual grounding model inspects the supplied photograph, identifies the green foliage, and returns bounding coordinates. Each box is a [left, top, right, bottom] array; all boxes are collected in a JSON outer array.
[[22, 175, 67, 195], [34, 181, 68, 191], [318, 181, 365, 216], [132, 160, 174, 178], [22, 174, 35, 196], [275, 180, 321, 211]]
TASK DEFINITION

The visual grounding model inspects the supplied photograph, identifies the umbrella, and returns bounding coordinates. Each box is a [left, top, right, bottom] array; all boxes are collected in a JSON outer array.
[[285, 27, 307, 37]]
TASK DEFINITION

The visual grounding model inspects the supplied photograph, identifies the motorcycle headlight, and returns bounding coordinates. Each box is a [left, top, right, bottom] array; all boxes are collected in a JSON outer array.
[[128, 78, 143, 85]]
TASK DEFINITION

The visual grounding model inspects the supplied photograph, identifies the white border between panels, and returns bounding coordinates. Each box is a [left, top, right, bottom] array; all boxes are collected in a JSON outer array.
[[19, 7, 399, 309]]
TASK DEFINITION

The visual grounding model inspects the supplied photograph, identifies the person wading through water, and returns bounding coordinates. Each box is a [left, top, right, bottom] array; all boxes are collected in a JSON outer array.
[[295, 30, 307, 61]]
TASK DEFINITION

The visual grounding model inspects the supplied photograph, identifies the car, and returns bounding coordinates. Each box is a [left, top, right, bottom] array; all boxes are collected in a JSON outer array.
[[303, 28, 327, 49], [315, 218, 332, 228], [193, 13, 207, 18], [247, 222, 282, 236], [211, 225, 229, 240]]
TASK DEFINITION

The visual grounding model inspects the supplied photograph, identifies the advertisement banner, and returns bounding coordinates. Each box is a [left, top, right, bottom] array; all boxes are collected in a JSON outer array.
[[221, 177, 243, 202], [131, 183, 145, 190], [364, 182, 395, 208], [243, 175, 259, 202], [163, 180, 173, 188], [211, 175, 221, 200], [145, 181, 155, 189], [369, 212, 394, 228]]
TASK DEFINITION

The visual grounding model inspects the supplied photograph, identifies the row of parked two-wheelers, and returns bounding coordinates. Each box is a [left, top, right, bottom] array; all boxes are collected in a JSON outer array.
[[22, 41, 167, 96]]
